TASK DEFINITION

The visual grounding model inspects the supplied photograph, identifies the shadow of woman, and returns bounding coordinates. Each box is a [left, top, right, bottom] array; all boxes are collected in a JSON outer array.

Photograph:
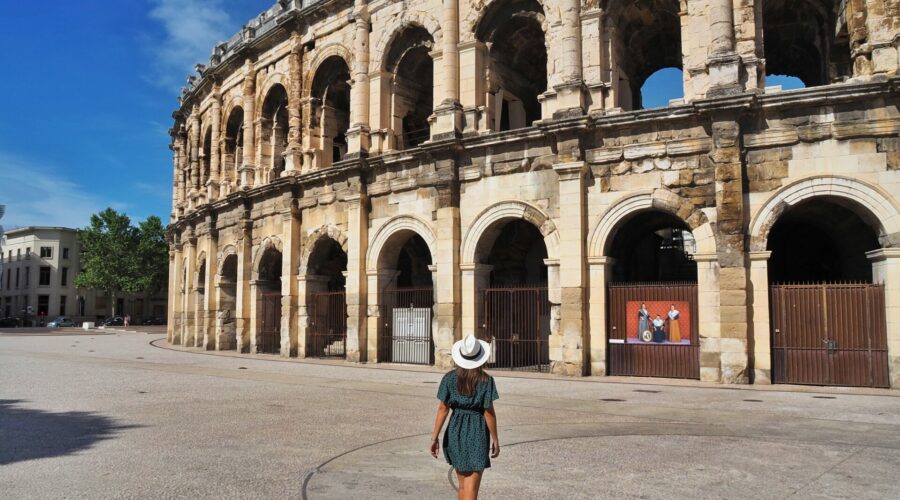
[[0, 399, 140, 465]]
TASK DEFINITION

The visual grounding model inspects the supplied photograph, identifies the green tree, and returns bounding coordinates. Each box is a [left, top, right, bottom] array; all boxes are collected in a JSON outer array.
[[75, 208, 169, 316]]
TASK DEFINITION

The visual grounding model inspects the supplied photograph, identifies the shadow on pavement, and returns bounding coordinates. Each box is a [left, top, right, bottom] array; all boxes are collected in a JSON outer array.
[[0, 399, 139, 465]]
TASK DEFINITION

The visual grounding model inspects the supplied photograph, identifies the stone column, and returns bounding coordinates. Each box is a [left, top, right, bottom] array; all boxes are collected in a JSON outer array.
[[345, 190, 369, 362], [707, 0, 741, 95], [868, 248, 900, 389], [749, 251, 772, 384], [248, 280, 260, 353], [551, 0, 585, 115], [236, 216, 253, 352], [434, 200, 461, 369], [207, 87, 222, 201], [177, 130, 188, 214], [460, 263, 492, 340], [183, 233, 197, 346], [458, 40, 486, 134], [296, 275, 311, 358], [202, 226, 219, 350], [167, 247, 179, 344], [189, 106, 201, 202], [366, 269, 399, 362], [552, 161, 587, 376], [240, 60, 257, 188], [587, 257, 614, 376], [346, 0, 370, 157], [432, 0, 463, 138], [284, 34, 303, 174], [280, 198, 301, 357]]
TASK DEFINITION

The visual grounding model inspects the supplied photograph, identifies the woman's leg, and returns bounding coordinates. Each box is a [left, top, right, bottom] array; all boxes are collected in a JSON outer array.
[[455, 470, 483, 500]]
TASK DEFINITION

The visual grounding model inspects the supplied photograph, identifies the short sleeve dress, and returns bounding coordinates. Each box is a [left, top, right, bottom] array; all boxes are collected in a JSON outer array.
[[437, 371, 499, 473]]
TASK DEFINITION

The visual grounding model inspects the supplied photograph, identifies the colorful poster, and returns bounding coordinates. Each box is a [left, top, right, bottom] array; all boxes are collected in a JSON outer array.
[[626, 301, 690, 345]]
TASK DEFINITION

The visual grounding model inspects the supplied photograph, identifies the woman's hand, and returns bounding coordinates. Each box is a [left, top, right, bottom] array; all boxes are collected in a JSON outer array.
[[491, 440, 500, 458], [429, 437, 440, 458]]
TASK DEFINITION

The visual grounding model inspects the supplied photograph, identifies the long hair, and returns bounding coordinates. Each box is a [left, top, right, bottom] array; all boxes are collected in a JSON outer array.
[[455, 366, 489, 396]]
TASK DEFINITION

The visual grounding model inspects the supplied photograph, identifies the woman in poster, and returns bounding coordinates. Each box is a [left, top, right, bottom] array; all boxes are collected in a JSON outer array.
[[667, 304, 681, 343], [638, 303, 651, 342], [652, 314, 666, 343]]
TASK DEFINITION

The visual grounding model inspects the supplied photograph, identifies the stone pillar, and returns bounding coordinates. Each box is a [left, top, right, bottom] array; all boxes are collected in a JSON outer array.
[[189, 106, 201, 202], [284, 34, 303, 175], [296, 275, 311, 358], [551, 0, 585, 115], [587, 257, 614, 376], [248, 280, 260, 353], [707, 0, 741, 95], [167, 247, 179, 343], [183, 233, 197, 346], [366, 269, 400, 362], [862, 1, 900, 76], [346, 0, 370, 156], [461, 263, 492, 340], [458, 40, 486, 134], [176, 130, 188, 215], [749, 251, 772, 384], [695, 253, 722, 382], [345, 191, 369, 362], [552, 161, 587, 375], [240, 60, 257, 188], [202, 226, 219, 350], [868, 248, 900, 388], [280, 198, 301, 357], [434, 203, 460, 369], [545, 258, 562, 367], [207, 88, 222, 201], [432, 0, 463, 138], [235, 216, 253, 352]]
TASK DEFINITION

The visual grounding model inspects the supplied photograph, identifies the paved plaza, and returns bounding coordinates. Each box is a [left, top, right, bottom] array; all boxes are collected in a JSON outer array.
[[1, 330, 899, 499]]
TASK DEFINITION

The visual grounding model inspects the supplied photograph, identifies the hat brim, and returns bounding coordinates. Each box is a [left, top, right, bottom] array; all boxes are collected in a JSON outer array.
[[451, 338, 492, 369]]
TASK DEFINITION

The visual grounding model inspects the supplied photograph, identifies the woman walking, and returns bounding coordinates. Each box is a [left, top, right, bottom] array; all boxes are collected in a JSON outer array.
[[430, 335, 500, 499]]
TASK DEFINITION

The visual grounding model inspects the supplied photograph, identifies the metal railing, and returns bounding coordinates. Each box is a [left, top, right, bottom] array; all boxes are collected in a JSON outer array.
[[481, 285, 550, 372], [308, 291, 347, 358], [379, 287, 434, 365]]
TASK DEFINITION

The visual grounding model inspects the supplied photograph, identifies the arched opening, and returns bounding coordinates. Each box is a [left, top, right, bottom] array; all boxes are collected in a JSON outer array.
[[385, 25, 434, 149], [255, 247, 282, 354], [763, 0, 850, 87], [766, 198, 888, 387], [640, 67, 685, 109], [217, 254, 238, 351], [605, 210, 698, 379], [223, 107, 244, 194], [261, 84, 289, 181], [476, 219, 550, 371], [377, 231, 434, 364], [605, 0, 682, 110], [310, 56, 351, 168], [195, 259, 207, 348], [306, 238, 348, 358], [476, 0, 547, 131], [201, 128, 212, 195]]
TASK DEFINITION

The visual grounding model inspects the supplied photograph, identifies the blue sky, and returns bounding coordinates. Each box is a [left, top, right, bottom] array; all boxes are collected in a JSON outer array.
[[0, 1, 804, 230]]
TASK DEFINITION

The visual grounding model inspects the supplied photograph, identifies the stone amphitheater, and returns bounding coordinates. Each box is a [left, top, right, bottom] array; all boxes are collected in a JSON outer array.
[[167, 0, 900, 388]]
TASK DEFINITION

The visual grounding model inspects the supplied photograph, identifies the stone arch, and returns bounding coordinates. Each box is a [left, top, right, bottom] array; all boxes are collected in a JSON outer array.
[[251, 235, 284, 280], [299, 224, 350, 275], [461, 200, 560, 265], [256, 72, 288, 112], [217, 244, 238, 274], [366, 215, 437, 272], [588, 188, 714, 258], [463, 0, 557, 42], [749, 175, 900, 251], [221, 95, 245, 129], [304, 44, 353, 95], [371, 12, 443, 72]]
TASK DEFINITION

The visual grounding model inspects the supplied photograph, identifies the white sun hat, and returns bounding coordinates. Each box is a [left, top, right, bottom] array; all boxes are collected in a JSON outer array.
[[451, 335, 492, 369]]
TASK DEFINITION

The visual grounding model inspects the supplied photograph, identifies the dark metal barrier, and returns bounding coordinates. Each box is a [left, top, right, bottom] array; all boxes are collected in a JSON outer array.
[[771, 283, 888, 388], [256, 291, 281, 354], [309, 291, 347, 358], [607, 282, 699, 379], [481, 285, 550, 372], [379, 287, 434, 365]]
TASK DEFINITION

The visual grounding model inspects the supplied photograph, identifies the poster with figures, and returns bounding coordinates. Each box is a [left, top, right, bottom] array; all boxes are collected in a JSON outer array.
[[626, 301, 690, 344]]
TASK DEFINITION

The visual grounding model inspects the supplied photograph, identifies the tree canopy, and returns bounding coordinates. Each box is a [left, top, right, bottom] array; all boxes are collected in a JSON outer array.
[[75, 208, 169, 299]]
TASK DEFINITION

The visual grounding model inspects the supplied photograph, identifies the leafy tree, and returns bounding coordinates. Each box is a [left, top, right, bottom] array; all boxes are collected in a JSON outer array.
[[75, 208, 169, 316]]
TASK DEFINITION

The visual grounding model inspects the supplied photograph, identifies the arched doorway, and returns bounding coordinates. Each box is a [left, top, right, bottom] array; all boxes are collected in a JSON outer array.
[[305, 237, 348, 358], [606, 210, 699, 379], [476, 219, 551, 372], [376, 230, 435, 365], [223, 107, 244, 193], [255, 247, 282, 354], [196, 258, 207, 348], [310, 56, 351, 168], [384, 25, 434, 149], [767, 198, 889, 387], [260, 84, 289, 181], [217, 253, 238, 350]]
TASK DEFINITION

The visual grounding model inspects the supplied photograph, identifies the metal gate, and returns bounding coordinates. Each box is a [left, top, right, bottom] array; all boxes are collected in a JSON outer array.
[[481, 286, 550, 372], [771, 283, 888, 387], [257, 291, 281, 354], [379, 287, 434, 365], [607, 282, 699, 379], [309, 291, 347, 358]]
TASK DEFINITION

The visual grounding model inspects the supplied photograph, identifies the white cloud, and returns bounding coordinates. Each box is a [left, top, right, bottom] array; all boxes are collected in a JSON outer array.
[[0, 152, 122, 230], [145, 0, 235, 89]]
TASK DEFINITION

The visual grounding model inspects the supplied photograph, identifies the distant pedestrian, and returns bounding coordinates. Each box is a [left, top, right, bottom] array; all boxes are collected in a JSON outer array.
[[430, 335, 500, 500], [124, 315, 130, 327]]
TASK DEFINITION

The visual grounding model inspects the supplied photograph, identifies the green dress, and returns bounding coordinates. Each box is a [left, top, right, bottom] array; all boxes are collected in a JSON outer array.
[[437, 371, 499, 472]]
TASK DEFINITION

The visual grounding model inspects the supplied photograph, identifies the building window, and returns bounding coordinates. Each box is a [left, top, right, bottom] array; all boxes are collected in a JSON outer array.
[[39, 266, 51, 286], [15, 268, 20, 288], [61, 267, 69, 287], [63, 247, 70, 259], [5, 269, 9, 289], [37, 295, 49, 317], [24, 267, 30, 287], [25, 247, 31, 260], [16, 249, 21, 261], [40, 247, 52, 258], [59, 295, 67, 316]]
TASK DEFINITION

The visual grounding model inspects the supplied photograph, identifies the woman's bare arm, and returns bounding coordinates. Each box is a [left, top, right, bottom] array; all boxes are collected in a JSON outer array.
[[485, 406, 500, 458], [429, 401, 450, 458]]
